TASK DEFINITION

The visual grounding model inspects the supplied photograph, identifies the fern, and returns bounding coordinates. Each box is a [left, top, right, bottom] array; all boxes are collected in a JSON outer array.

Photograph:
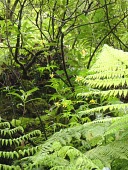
[[16, 45, 128, 170], [0, 126, 24, 136], [0, 118, 41, 169], [1, 45, 128, 169], [78, 89, 128, 98], [22, 145, 100, 170], [0, 164, 21, 170], [17, 114, 128, 169], [86, 140, 128, 168], [78, 45, 128, 117], [79, 103, 128, 117], [0, 110, 126, 169]]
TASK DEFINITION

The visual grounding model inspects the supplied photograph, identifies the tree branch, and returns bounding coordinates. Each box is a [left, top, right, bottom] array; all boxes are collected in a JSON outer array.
[[14, 0, 27, 78], [60, 32, 73, 89], [87, 13, 128, 69], [10, 0, 19, 20], [104, 0, 128, 49]]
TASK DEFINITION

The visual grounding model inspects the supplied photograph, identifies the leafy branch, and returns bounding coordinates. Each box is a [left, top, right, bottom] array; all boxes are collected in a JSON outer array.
[[87, 13, 128, 69]]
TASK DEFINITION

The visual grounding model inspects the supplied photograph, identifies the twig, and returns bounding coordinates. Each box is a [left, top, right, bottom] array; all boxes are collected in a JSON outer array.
[[87, 13, 128, 69], [60, 32, 73, 89], [104, 0, 128, 49]]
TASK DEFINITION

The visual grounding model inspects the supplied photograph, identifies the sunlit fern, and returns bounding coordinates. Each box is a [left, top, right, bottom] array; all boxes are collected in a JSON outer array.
[[18, 114, 128, 170], [78, 44, 128, 117], [2, 45, 128, 170]]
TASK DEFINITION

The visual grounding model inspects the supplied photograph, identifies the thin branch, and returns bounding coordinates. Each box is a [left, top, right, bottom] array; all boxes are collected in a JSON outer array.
[[56, 0, 69, 40], [14, 0, 27, 78], [29, 0, 50, 42], [31, 101, 48, 140], [22, 47, 47, 71], [39, 1, 43, 39], [65, 1, 94, 35], [52, 0, 57, 40], [65, 0, 85, 21], [10, 0, 19, 20], [65, 15, 122, 35], [87, 13, 128, 69], [60, 32, 73, 89], [104, 0, 128, 49]]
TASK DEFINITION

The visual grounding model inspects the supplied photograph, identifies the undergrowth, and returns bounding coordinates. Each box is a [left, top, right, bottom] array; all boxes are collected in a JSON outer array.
[[1, 45, 128, 170]]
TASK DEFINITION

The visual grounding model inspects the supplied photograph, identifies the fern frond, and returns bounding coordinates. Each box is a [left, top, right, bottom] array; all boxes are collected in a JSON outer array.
[[78, 45, 128, 118], [0, 151, 19, 159], [78, 89, 128, 98], [85, 45, 128, 89], [79, 103, 128, 117], [85, 78, 128, 88], [0, 118, 42, 170], [86, 140, 128, 167], [0, 164, 20, 170], [0, 126, 24, 136], [17, 113, 128, 169], [86, 70, 127, 79], [18, 146, 40, 157], [0, 146, 40, 160], [104, 115, 128, 136], [89, 44, 128, 73], [0, 130, 41, 146], [22, 144, 100, 170], [0, 122, 10, 129]]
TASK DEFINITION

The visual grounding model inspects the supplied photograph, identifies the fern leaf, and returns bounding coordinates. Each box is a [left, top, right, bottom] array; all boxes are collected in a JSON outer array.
[[79, 103, 128, 117], [86, 140, 128, 167]]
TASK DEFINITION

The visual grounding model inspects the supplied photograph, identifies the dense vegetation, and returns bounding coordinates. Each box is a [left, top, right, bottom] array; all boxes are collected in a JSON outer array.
[[0, 0, 128, 169]]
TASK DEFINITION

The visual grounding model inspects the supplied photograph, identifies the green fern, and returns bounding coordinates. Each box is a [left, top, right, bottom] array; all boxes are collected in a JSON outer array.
[[79, 103, 128, 117], [78, 89, 128, 98], [86, 140, 128, 168], [0, 118, 41, 170], [0, 107, 123, 170], [0, 164, 21, 170], [17, 114, 128, 169], [16, 45, 128, 170], [1, 45, 128, 169], [78, 45, 128, 117]]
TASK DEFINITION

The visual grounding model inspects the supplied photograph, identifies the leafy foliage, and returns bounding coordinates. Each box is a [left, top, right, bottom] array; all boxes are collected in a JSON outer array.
[[17, 114, 128, 169], [0, 0, 128, 169], [78, 45, 128, 118], [0, 118, 41, 169], [13, 45, 128, 170]]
